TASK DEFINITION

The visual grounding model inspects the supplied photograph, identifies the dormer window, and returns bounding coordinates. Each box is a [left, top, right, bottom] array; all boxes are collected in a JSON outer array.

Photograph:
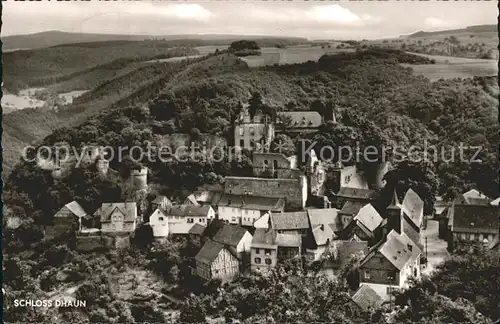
[[408, 244, 413, 251]]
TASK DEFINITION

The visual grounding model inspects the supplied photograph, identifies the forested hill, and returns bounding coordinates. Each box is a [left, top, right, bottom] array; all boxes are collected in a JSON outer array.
[[5, 49, 498, 227]]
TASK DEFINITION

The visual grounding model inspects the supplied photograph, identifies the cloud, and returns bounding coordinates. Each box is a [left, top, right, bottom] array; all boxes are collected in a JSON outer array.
[[306, 5, 361, 23], [424, 17, 452, 29], [161, 4, 212, 21]]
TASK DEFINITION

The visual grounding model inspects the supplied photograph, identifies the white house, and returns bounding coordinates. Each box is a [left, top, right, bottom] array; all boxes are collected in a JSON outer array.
[[163, 205, 215, 235], [149, 208, 169, 237], [217, 194, 285, 226]]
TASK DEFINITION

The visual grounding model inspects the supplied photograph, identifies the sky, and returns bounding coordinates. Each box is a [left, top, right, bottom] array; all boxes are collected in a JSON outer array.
[[2, 1, 497, 40]]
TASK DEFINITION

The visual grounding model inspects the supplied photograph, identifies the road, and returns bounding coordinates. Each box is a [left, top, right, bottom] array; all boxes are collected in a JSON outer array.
[[420, 219, 450, 276]]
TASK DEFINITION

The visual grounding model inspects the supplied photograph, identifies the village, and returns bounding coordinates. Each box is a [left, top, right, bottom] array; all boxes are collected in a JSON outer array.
[[36, 104, 500, 312]]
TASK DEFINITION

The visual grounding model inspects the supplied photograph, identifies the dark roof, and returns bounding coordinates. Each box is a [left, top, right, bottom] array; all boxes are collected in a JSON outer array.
[[488, 236, 499, 250], [351, 285, 384, 311], [339, 201, 366, 216], [212, 224, 250, 248], [218, 194, 285, 212], [270, 211, 309, 231], [451, 204, 500, 234], [189, 223, 206, 236], [330, 240, 369, 268], [402, 216, 422, 249], [195, 240, 225, 264], [203, 219, 226, 239], [252, 228, 278, 248], [164, 205, 212, 217], [194, 190, 216, 203], [336, 187, 377, 200]]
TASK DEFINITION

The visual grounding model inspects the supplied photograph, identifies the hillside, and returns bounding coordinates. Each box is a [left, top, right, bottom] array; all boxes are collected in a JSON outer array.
[[2, 30, 308, 51], [406, 24, 496, 38]]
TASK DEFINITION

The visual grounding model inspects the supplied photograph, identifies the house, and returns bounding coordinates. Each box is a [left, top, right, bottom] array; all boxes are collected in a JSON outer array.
[[151, 195, 172, 211], [97, 202, 138, 233], [276, 233, 302, 263], [338, 204, 383, 243], [463, 189, 489, 201], [195, 240, 240, 282], [251, 228, 279, 273], [149, 208, 169, 237], [358, 229, 421, 300], [211, 224, 253, 258], [46, 201, 90, 238], [217, 193, 285, 226], [252, 152, 302, 179], [306, 208, 339, 261], [447, 204, 500, 250], [234, 106, 274, 151], [351, 284, 384, 311], [331, 187, 377, 209], [490, 197, 500, 206], [224, 175, 308, 210], [338, 201, 366, 230], [276, 111, 322, 133], [269, 211, 310, 236], [189, 223, 206, 244], [164, 205, 215, 231], [194, 190, 217, 206], [328, 164, 370, 196], [254, 213, 270, 229]]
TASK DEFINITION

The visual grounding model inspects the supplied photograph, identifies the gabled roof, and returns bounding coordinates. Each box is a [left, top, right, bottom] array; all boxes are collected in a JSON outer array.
[[149, 208, 166, 222], [276, 233, 301, 247], [307, 208, 340, 228], [488, 236, 500, 250], [58, 201, 88, 218], [401, 216, 422, 249], [490, 197, 500, 206], [152, 195, 171, 204], [336, 187, 378, 200], [465, 197, 490, 206], [311, 224, 334, 246], [184, 194, 200, 206], [401, 189, 424, 228], [387, 230, 421, 264], [277, 111, 322, 128], [218, 194, 285, 212], [189, 223, 206, 236], [377, 230, 414, 270], [270, 211, 309, 231], [351, 285, 384, 311], [99, 202, 137, 222], [203, 219, 226, 239], [463, 189, 489, 200], [164, 205, 212, 217], [450, 204, 500, 234], [339, 201, 366, 216], [195, 240, 225, 264], [252, 228, 278, 248], [354, 204, 383, 233], [212, 224, 250, 248]]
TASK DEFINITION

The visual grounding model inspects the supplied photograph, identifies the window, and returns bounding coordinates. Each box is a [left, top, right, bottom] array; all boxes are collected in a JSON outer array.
[[273, 160, 278, 169], [364, 271, 371, 279], [265, 258, 272, 265], [407, 244, 413, 252], [158, 217, 164, 221], [249, 127, 255, 135], [470, 233, 475, 241], [239, 127, 244, 136], [239, 139, 245, 147], [254, 257, 262, 264], [255, 248, 260, 254], [413, 268, 417, 277], [388, 271, 397, 281], [187, 218, 194, 223], [265, 249, 272, 256]]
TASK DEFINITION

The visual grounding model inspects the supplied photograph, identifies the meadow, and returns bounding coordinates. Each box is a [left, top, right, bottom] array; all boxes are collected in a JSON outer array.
[[402, 52, 497, 81]]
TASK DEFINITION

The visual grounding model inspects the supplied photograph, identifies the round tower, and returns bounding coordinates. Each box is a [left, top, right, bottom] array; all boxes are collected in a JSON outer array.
[[129, 167, 148, 191]]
